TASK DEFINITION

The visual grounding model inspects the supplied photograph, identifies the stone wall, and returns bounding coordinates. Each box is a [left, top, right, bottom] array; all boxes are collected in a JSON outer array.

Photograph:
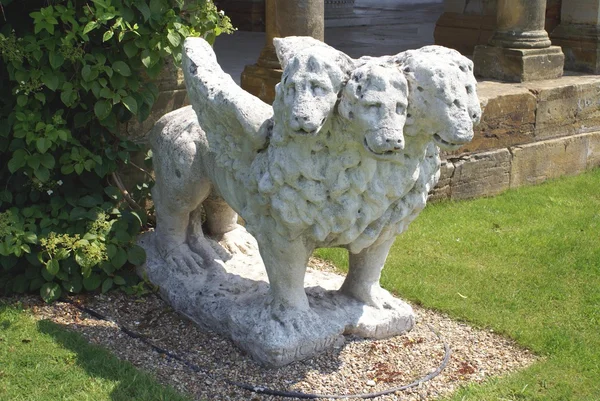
[[430, 74, 600, 201]]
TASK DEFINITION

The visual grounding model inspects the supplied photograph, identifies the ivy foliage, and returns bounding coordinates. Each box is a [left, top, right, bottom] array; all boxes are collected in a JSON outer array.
[[0, 0, 233, 301]]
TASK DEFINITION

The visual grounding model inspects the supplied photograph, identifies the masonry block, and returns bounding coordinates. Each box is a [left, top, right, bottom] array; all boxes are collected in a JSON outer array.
[[510, 134, 590, 188], [450, 148, 511, 200]]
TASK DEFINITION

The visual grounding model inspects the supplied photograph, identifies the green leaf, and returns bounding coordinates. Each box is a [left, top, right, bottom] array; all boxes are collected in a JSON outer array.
[[101, 277, 113, 293], [78, 195, 100, 207], [123, 41, 138, 58], [127, 245, 146, 266], [111, 247, 127, 269], [149, 0, 166, 16], [122, 96, 138, 114], [82, 65, 92, 81], [112, 61, 131, 76], [34, 166, 50, 182], [36, 137, 51, 153], [8, 149, 27, 173], [40, 153, 55, 169], [17, 95, 28, 107], [40, 282, 62, 303], [103, 30, 114, 42], [83, 274, 102, 291], [46, 259, 60, 275], [63, 275, 82, 293], [167, 30, 181, 47], [94, 100, 112, 120], [23, 232, 38, 244], [42, 73, 59, 91], [35, 92, 46, 104], [49, 51, 64, 69], [69, 207, 87, 220], [107, 244, 117, 259], [134, 1, 152, 20], [140, 49, 158, 68], [113, 275, 126, 285], [83, 20, 99, 34]]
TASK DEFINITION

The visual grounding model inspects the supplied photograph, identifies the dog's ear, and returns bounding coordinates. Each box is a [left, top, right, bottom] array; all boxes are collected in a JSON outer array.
[[274, 36, 326, 69], [335, 50, 356, 79]]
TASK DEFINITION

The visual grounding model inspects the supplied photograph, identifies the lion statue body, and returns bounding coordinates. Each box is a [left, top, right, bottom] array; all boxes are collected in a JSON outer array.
[[145, 37, 480, 365]]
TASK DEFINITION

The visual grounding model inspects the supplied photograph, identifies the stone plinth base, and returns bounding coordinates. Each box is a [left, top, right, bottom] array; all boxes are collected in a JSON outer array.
[[240, 64, 282, 104], [551, 23, 600, 74], [473, 45, 564, 82], [138, 231, 415, 367]]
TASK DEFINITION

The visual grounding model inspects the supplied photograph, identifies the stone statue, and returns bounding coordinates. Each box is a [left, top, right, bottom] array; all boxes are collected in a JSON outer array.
[[139, 37, 480, 366]]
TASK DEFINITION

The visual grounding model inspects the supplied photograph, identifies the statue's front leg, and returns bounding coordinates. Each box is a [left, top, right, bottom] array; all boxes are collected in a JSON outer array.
[[256, 235, 312, 313], [339, 238, 396, 309]]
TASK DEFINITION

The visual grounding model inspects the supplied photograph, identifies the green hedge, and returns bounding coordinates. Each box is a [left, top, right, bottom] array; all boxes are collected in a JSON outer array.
[[0, 0, 233, 301]]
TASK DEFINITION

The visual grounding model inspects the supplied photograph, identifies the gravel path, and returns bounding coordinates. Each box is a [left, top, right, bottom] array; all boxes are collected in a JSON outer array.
[[18, 262, 536, 401]]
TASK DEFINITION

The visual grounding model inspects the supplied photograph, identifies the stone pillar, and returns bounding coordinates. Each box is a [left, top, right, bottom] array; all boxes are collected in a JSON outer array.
[[241, 0, 324, 103], [473, 0, 564, 82], [551, 0, 600, 74]]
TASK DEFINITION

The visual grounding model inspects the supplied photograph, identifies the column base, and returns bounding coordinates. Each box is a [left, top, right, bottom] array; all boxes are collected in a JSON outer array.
[[473, 45, 564, 82], [551, 23, 600, 74], [240, 64, 283, 105]]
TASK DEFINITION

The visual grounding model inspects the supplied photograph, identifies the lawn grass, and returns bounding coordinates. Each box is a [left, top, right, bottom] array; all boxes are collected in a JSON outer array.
[[0, 301, 192, 401], [317, 168, 600, 400]]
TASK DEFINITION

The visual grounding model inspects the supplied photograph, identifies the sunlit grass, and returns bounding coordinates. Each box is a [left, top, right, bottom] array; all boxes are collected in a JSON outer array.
[[317, 168, 600, 400], [0, 302, 191, 401]]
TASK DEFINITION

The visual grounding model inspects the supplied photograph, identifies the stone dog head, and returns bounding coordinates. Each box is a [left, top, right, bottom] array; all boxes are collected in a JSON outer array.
[[273, 36, 355, 137], [337, 59, 409, 161], [394, 46, 481, 151]]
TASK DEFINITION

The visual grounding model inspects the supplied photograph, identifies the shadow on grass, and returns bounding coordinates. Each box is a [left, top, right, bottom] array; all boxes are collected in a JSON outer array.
[[36, 319, 188, 401]]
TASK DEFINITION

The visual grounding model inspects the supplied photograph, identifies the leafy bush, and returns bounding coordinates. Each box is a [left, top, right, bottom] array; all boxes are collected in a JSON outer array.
[[0, 0, 233, 301]]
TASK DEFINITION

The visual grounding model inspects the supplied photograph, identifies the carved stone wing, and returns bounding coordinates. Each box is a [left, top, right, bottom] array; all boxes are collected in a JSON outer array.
[[182, 38, 274, 158]]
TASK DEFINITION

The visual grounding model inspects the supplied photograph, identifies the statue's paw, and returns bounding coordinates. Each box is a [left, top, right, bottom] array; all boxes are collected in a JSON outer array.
[[163, 244, 206, 275], [341, 284, 398, 310], [266, 299, 324, 336], [215, 225, 258, 256], [188, 237, 222, 264]]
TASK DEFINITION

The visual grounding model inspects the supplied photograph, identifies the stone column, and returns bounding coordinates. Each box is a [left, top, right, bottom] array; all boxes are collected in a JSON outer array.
[[551, 0, 600, 74], [473, 0, 564, 81], [241, 0, 324, 103]]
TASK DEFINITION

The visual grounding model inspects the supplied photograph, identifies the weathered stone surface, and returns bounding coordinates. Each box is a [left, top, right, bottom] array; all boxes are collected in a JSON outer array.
[[586, 131, 600, 169], [434, 12, 496, 55], [510, 134, 589, 187], [240, 64, 282, 104], [526, 75, 600, 138], [551, 24, 600, 74], [428, 159, 454, 202], [144, 38, 480, 366], [457, 82, 536, 153], [450, 148, 511, 200], [488, 0, 551, 49], [473, 45, 564, 82]]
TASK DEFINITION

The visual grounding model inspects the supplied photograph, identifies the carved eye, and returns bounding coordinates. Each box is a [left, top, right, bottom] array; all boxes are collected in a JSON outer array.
[[286, 83, 296, 96], [396, 103, 406, 114], [453, 99, 461, 108], [466, 85, 473, 94], [311, 82, 324, 96]]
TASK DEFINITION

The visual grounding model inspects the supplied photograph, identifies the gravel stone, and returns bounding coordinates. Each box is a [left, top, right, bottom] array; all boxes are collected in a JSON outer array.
[[14, 259, 537, 401]]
